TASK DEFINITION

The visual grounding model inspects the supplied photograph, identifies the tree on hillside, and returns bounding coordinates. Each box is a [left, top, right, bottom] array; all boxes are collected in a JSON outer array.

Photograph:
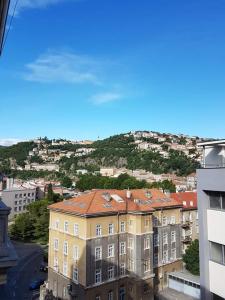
[[183, 239, 200, 275], [60, 176, 72, 188]]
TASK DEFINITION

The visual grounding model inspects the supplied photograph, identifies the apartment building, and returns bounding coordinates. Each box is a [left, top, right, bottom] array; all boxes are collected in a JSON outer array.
[[171, 192, 198, 253], [1, 184, 37, 219], [46, 189, 183, 300], [197, 140, 225, 300]]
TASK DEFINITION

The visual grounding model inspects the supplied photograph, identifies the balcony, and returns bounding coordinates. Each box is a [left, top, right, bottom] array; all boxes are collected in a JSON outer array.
[[181, 234, 192, 243], [198, 140, 225, 169], [181, 220, 191, 228]]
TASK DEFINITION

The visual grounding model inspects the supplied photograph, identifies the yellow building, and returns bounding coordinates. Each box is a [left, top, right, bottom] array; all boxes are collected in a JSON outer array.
[[46, 189, 183, 299]]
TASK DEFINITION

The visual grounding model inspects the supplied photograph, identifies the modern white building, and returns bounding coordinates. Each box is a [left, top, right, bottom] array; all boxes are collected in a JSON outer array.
[[197, 140, 225, 300]]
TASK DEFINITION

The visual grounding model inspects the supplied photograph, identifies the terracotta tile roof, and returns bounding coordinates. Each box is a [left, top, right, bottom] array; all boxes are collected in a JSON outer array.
[[49, 189, 182, 216], [171, 192, 197, 210]]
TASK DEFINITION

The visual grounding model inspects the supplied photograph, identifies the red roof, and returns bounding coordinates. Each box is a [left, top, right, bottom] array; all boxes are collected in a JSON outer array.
[[49, 189, 182, 216], [171, 192, 197, 210]]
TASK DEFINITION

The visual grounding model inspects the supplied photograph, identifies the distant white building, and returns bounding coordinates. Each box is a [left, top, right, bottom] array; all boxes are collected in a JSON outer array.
[[25, 163, 59, 172], [1, 183, 37, 219], [100, 168, 115, 177]]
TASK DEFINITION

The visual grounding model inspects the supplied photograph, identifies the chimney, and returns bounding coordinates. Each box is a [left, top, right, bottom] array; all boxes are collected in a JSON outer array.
[[126, 190, 131, 199]]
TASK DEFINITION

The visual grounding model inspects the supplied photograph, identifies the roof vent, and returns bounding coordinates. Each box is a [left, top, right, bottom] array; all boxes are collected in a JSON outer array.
[[145, 190, 152, 199], [102, 192, 111, 202], [134, 199, 141, 205], [126, 190, 132, 199]]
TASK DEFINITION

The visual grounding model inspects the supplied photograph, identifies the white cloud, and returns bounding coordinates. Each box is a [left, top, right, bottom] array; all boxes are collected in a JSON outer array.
[[23, 51, 101, 85], [0, 139, 23, 146], [90, 92, 122, 105], [9, 0, 77, 16]]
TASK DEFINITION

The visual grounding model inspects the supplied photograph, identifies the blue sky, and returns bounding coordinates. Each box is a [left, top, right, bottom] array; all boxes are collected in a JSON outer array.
[[0, 0, 225, 144]]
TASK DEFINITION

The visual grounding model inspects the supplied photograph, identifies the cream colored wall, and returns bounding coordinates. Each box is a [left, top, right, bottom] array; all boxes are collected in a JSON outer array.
[[153, 208, 181, 225], [49, 210, 87, 285]]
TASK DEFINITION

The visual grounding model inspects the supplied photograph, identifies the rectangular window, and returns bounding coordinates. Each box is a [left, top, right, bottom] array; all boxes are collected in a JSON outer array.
[[210, 242, 224, 264], [209, 192, 221, 209], [144, 237, 150, 249], [162, 216, 167, 226], [129, 220, 133, 227], [108, 223, 114, 235], [73, 267, 78, 283], [128, 237, 134, 249], [95, 269, 102, 284], [120, 221, 125, 233], [14, 207, 17, 212], [171, 248, 176, 260], [170, 216, 176, 224], [108, 291, 113, 300], [128, 259, 134, 271], [144, 218, 150, 227], [163, 233, 168, 244], [96, 224, 102, 236], [95, 247, 102, 261], [108, 266, 114, 279], [64, 221, 69, 233], [96, 296, 101, 300], [63, 261, 68, 276], [54, 238, 59, 251], [143, 260, 150, 272], [108, 244, 115, 258], [119, 287, 125, 300], [163, 250, 168, 263], [120, 242, 126, 255], [63, 241, 68, 255], [53, 257, 58, 271], [55, 220, 59, 229], [153, 216, 158, 227], [120, 263, 126, 276], [154, 234, 159, 247], [171, 231, 176, 243], [73, 245, 79, 260], [15, 194, 18, 198], [74, 224, 79, 236]]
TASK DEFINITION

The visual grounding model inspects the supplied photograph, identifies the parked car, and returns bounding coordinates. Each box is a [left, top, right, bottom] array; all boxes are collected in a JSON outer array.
[[29, 279, 45, 290], [40, 262, 48, 272]]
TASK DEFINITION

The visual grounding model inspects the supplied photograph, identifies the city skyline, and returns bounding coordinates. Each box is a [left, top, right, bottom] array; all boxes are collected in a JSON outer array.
[[1, 0, 225, 142]]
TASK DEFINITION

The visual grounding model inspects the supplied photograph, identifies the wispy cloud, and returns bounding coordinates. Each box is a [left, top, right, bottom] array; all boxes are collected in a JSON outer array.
[[9, 0, 78, 16], [0, 139, 23, 146], [23, 50, 101, 85], [90, 92, 122, 105]]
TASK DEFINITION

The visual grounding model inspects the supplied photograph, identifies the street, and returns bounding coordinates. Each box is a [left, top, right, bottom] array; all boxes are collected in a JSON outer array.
[[0, 242, 47, 300]]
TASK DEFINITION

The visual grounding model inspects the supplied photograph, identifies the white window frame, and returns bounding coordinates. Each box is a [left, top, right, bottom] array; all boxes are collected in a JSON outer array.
[[54, 238, 59, 251], [144, 237, 150, 249], [54, 256, 59, 271], [108, 244, 115, 258], [74, 223, 79, 236], [95, 246, 102, 261], [95, 269, 102, 284], [73, 245, 79, 260], [171, 248, 176, 261], [108, 266, 114, 280], [128, 237, 134, 249], [63, 261, 68, 276], [163, 250, 168, 263], [163, 233, 168, 245], [73, 267, 78, 283], [120, 221, 125, 233], [143, 259, 150, 272], [171, 231, 176, 243], [170, 216, 176, 224], [120, 263, 126, 276], [96, 224, 102, 237], [108, 223, 114, 235], [64, 221, 69, 233], [162, 216, 168, 226], [120, 242, 126, 255], [108, 291, 113, 300], [63, 241, 68, 256]]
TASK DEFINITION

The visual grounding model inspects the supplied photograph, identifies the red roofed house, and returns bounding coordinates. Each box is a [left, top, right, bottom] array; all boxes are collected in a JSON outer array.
[[44, 189, 184, 300]]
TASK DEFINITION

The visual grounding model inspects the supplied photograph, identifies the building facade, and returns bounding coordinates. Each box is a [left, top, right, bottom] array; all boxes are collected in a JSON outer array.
[[197, 140, 225, 300], [1, 185, 37, 219], [171, 192, 198, 254], [46, 189, 183, 300]]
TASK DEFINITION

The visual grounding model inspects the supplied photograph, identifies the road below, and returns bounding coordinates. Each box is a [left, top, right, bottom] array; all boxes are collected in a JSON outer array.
[[0, 242, 47, 300]]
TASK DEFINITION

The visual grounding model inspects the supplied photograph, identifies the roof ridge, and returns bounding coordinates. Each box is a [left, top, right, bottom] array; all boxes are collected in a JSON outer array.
[[86, 190, 98, 214]]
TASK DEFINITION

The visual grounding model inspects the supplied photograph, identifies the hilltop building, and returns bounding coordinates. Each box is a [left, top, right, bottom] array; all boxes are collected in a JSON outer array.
[[45, 189, 183, 299]]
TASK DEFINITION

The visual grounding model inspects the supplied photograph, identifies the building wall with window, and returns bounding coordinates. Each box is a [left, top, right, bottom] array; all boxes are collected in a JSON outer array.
[[197, 140, 225, 300], [1, 186, 37, 219], [47, 189, 183, 300]]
